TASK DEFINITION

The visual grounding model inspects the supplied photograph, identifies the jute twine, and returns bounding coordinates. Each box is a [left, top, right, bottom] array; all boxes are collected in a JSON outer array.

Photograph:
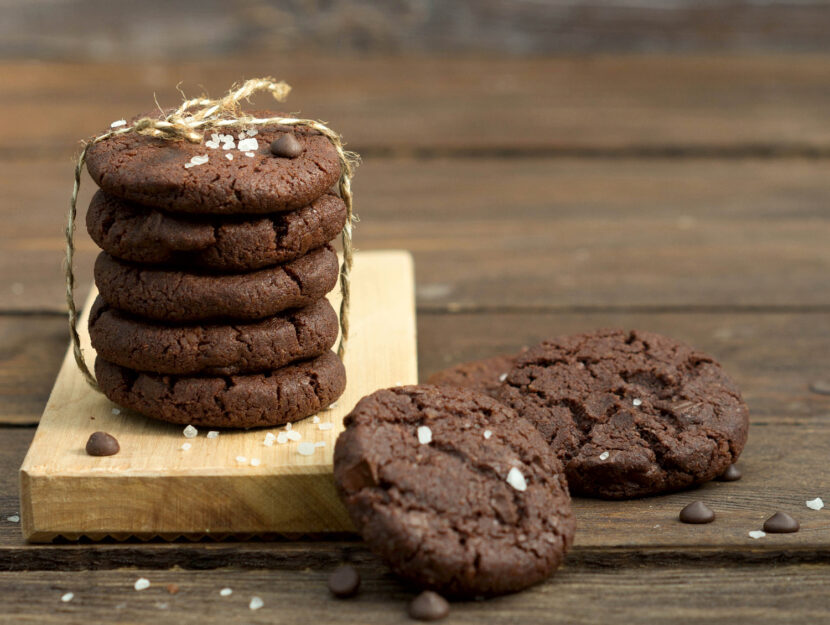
[[66, 78, 359, 391]]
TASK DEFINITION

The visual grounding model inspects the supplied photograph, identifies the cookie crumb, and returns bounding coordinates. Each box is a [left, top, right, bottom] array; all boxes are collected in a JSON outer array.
[[748, 530, 766, 539], [483, 430, 492, 439], [297, 442, 316, 456], [249, 596, 264, 610], [219, 588, 232, 597], [806, 497, 824, 511], [134, 578, 150, 591], [417, 426, 432, 445], [506, 467, 527, 492], [183, 425, 198, 439], [61, 592, 74, 602]]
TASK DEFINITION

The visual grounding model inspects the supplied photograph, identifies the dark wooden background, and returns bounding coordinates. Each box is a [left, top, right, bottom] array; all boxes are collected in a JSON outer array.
[[2, 2, 830, 623]]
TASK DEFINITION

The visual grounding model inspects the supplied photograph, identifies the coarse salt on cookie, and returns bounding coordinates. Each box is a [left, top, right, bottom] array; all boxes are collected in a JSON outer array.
[[484, 430, 492, 439], [110, 119, 127, 128], [237, 138, 258, 152], [417, 426, 432, 445], [599, 451, 610, 460], [506, 467, 527, 492]]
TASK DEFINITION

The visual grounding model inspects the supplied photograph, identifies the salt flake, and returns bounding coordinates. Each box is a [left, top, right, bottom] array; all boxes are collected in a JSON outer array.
[[112, 408, 121, 415], [286, 430, 302, 441], [417, 425, 432, 445], [276, 432, 289, 444], [245, 151, 255, 157], [483, 430, 492, 439], [237, 137, 259, 152], [749, 530, 766, 539], [6, 515, 19, 523], [110, 119, 127, 128], [318, 422, 334, 431], [599, 451, 610, 461], [134, 578, 150, 591], [181, 443, 191, 451], [499, 373, 508, 382], [314, 441, 325, 448], [633, 398, 643, 407], [225, 153, 233, 161], [61, 592, 74, 602], [249, 596, 264, 610], [264, 432, 276, 446], [312, 416, 320, 424], [806, 497, 825, 511], [297, 442, 316, 456], [250, 458, 260, 467], [207, 431, 219, 439], [507, 467, 527, 492], [235, 456, 247, 464], [246, 129, 258, 136], [219, 588, 233, 597], [183, 425, 198, 438]]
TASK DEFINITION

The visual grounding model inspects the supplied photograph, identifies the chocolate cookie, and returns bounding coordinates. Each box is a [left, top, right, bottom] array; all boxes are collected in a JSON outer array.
[[426, 352, 523, 398], [89, 297, 338, 375], [95, 351, 346, 428], [497, 329, 750, 499], [86, 189, 347, 271], [86, 112, 341, 214], [94, 244, 339, 322], [333, 385, 575, 597]]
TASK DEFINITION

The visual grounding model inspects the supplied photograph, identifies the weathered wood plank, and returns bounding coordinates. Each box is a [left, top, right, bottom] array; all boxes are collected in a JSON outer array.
[[4, 55, 830, 155], [1, 562, 829, 624], [4, 2, 830, 58], [3, 157, 830, 313]]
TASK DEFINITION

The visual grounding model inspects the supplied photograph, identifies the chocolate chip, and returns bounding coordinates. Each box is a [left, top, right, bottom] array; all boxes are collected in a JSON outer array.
[[716, 464, 742, 482], [809, 380, 830, 395], [679, 501, 715, 524], [763, 511, 800, 534], [408, 591, 449, 621], [85, 431, 120, 456], [328, 565, 360, 598], [270, 133, 303, 158]]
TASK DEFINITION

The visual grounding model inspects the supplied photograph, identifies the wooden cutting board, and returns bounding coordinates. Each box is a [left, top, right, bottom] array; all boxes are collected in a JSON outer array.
[[19, 250, 417, 542]]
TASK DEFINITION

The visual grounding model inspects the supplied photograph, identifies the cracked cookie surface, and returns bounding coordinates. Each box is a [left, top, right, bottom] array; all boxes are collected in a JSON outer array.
[[497, 329, 749, 499], [426, 352, 523, 398], [94, 244, 338, 322], [86, 111, 341, 214], [86, 190, 346, 271], [95, 350, 346, 428], [89, 297, 338, 375], [333, 385, 575, 597]]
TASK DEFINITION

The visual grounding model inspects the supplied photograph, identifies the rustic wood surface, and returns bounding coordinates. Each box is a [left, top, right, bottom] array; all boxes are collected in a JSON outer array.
[[2, 53, 829, 622]]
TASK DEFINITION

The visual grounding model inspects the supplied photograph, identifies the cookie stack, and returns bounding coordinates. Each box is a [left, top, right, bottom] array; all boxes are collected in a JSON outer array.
[[84, 111, 347, 428]]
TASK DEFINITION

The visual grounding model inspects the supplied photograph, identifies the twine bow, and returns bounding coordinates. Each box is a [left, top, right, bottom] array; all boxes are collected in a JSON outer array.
[[66, 78, 358, 390]]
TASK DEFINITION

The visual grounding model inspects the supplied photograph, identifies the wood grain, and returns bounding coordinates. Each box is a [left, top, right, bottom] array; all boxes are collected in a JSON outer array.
[[4, 55, 830, 156], [3, 158, 830, 313], [20, 252, 417, 541], [2, 563, 829, 624], [5, 1, 830, 59]]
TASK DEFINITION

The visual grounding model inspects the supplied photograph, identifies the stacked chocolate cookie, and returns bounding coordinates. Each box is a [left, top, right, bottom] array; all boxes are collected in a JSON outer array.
[[84, 112, 347, 428]]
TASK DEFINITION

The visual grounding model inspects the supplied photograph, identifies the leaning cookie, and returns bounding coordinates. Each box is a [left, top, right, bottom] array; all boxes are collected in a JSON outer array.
[[95, 351, 346, 428], [426, 351, 524, 398], [94, 244, 339, 322], [497, 329, 750, 499], [86, 111, 341, 214], [89, 297, 338, 375], [334, 385, 575, 598], [86, 190, 347, 271]]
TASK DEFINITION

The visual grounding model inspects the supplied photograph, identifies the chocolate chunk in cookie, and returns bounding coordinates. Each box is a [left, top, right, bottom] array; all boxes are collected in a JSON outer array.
[[86, 112, 341, 214], [498, 329, 750, 499], [426, 352, 523, 398], [94, 244, 339, 322], [89, 297, 338, 375], [333, 385, 575, 598], [95, 351, 346, 428], [86, 190, 346, 271]]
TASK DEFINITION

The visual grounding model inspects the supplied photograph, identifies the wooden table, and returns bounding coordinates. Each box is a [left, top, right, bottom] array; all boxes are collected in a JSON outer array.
[[2, 53, 829, 623]]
